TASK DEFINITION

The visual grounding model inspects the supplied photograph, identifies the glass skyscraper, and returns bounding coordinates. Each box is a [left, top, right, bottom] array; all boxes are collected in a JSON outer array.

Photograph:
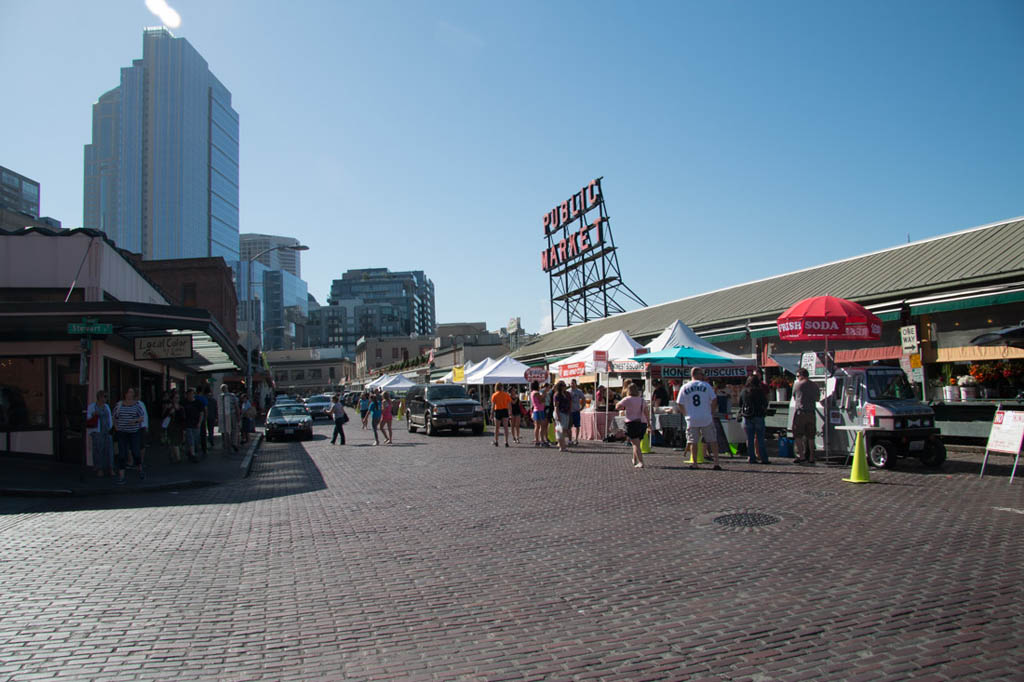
[[84, 28, 239, 262]]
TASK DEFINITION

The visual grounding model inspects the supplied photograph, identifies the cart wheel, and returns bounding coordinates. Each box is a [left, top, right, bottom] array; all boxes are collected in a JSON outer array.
[[920, 439, 946, 468], [868, 440, 894, 469]]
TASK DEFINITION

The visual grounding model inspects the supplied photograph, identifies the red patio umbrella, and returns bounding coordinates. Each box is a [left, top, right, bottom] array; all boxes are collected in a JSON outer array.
[[777, 295, 882, 342], [776, 295, 882, 459]]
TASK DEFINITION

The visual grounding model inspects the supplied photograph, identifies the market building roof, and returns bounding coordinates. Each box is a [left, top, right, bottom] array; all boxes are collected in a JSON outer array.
[[515, 216, 1024, 362]]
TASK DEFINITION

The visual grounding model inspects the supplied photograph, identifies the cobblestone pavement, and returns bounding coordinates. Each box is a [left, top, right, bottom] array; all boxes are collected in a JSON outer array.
[[1, 415, 1022, 681]]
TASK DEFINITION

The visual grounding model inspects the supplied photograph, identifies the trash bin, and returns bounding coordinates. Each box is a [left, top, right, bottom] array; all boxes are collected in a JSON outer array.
[[777, 436, 794, 458]]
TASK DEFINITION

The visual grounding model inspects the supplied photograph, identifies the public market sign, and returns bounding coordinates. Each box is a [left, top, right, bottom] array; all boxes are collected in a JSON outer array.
[[134, 335, 193, 360], [540, 178, 605, 272]]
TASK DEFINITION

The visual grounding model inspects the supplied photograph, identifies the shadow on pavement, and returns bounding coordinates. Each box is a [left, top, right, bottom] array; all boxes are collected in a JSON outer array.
[[0, 441, 327, 513]]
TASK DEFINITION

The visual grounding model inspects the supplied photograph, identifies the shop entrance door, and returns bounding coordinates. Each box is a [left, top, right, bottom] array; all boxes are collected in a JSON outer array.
[[55, 356, 87, 464]]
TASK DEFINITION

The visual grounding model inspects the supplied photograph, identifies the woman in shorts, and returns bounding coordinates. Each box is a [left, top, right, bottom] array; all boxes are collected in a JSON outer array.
[[509, 390, 522, 444], [358, 392, 370, 429], [553, 381, 572, 453], [616, 383, 649, 468], [529, 381, 547, 447], [380, 392, 394, 445]]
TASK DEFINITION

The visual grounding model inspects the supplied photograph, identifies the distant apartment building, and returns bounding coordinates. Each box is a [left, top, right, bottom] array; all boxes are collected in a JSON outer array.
[[356, 336, 435, 378], [240, 233, 302, 277], [0, 166, 40, 218], [83, 27, 239, 262], [264, 348, 355, 395], [313, 268, 436, 358]]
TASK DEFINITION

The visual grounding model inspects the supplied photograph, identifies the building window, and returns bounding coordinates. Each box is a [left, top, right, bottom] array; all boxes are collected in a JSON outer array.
[[375, 348, 382, 359], [182, 283, 197, 307], [308, 368, 322, 379], [0, 357, 48, 429], [292, 370, 305, 381], [392, 347, 399, 359], [275, 371, 288, 382]]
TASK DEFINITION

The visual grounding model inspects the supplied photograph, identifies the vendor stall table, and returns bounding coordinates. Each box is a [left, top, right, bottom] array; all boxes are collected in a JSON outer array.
[[580, 410, 622, 441]]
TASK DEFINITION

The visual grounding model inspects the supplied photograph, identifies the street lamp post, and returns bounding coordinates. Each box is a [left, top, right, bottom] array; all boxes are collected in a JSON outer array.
[[246, 244, 308, 403]]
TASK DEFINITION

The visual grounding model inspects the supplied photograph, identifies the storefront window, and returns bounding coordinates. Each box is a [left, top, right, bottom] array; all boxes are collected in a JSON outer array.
[[0, 357, 48, 429]]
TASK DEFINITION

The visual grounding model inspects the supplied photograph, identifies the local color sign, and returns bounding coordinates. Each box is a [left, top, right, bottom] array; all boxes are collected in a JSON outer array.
[[134, 335, 193, 360]]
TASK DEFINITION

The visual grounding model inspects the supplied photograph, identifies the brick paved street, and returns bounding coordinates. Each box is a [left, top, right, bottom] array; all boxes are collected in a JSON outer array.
[[1, 414, 1023, 681]]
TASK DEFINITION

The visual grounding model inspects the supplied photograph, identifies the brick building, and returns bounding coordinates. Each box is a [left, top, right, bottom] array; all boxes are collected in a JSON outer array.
[[131, 256, 239, 344]]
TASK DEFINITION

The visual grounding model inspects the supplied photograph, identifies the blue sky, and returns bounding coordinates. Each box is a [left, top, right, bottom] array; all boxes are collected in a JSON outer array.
[[3, 1, 1022, 334]]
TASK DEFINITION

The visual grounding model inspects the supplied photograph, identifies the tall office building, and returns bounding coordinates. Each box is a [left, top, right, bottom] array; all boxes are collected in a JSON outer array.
[[240, 234, 302, 277], [83, 27, 239, 262], [314, 268, 435, 357], [0, 166, 41, 218]]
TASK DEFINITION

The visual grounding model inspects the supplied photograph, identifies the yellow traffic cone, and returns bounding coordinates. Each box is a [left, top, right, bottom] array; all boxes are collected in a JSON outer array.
[[686, 441, 706, 464], [548, 422, 557, 444], [640, 429, 652, 454], [843, 431, 871, 484]]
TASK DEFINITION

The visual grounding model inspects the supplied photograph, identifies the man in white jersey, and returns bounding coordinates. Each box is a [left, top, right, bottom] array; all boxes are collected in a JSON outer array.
[[676, 367, 722, 470]]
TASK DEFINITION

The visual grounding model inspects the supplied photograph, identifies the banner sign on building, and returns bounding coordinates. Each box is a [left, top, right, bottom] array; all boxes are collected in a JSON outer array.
[[559, 362, 586, 379], [651, 365, 754, 380], [134, 335, 193, 361]]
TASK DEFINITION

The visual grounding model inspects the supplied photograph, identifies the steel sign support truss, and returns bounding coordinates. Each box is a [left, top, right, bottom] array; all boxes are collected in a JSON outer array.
[[546, 178, 646, 329]]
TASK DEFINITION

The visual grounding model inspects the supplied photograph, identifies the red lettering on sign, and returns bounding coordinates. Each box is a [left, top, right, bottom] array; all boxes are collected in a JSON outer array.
[[567, 232, 580, 259], [557, 239, 567, 262], [560, 201, 569, 224], [587, 179, 600, 207], [579, 225, 591, 251], [592, 217, 603, 245], [540, 249, 550, 271], [542, 213, 550, 235]]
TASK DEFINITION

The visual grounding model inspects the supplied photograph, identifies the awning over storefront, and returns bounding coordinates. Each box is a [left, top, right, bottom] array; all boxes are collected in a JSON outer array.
[[0, 302, 244, 373], [935, 345, 1024, 363]]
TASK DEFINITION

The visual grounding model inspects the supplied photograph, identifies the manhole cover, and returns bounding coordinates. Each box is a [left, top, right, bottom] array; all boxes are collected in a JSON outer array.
[[713, 512, 781, 528]]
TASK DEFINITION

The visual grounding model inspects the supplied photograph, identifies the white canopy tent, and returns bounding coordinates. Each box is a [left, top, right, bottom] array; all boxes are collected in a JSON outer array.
[[549, 330, 645, 375], [462, 355, 532, 385], [378, 374, 416, 391], [647, 320, 755, 363], [366, 374, 390, 389], [455, 357, 497, 383]]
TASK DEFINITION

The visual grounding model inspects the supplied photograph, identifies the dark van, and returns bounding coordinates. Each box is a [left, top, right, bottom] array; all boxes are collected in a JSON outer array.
[[405, 384, 485, 436]]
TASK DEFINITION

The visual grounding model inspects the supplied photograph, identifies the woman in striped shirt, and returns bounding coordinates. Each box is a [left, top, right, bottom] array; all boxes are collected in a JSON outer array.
[[113, 387, 145, 485]]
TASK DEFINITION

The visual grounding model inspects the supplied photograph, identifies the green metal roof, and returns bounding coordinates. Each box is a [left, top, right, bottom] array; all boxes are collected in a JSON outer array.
[[515, 216, 1024, 361]]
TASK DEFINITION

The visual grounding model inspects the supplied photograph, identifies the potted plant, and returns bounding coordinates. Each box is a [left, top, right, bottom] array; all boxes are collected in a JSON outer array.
[[770, 375, 792, 402], [957, 373, 978, 400], [942, 377, 960, 402]]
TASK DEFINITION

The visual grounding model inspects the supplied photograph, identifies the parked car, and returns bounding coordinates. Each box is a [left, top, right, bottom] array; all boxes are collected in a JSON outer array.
[[405, 384, 484, 436], [304, 394, 334, 420], [265, 405, 314, 441]]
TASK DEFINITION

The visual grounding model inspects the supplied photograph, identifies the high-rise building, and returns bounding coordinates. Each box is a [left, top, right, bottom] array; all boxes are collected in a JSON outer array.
[[263, 270, 309, 351], [315, 268, 435, 357], [83, 27, 239, 262], [240, 234, 302, 277], [0, 165, 41, 218]]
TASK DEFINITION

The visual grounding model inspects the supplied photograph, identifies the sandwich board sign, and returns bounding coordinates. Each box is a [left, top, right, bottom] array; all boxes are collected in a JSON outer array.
[[979, 409, 1024, 484]]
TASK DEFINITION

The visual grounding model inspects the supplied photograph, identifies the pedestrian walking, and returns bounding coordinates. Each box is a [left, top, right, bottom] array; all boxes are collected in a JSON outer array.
[[530, 381, 547, 447], [616, 383, 649, 468], [676, 368, 722, 470], [792, 368, 820, 465], [182, 388, 205, 462], [240, 395, 256, 444], [86, 390, 114, 477], [509, 390, 522, 444], [327, 394, 348, 445], [568, 379, 585, 446], [358, 393, 370, 429], [380, 392, 394, 445], [490, 384, 512, 447], [368, 392, 382, 445], [112, 387, 145, 484], [739, 374, 770, 464], [195, 386, 209, 457], [553, 381, 572, 452], [161, 391, 185, 463], [203, 385, 218, 448]]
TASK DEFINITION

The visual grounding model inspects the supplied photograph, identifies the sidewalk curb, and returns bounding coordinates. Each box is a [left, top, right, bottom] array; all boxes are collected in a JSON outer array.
[[241, 435, 262, 478], [0, 479, 220, 498]]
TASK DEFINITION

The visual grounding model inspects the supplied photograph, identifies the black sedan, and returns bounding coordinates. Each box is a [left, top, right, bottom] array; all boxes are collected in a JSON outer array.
[[264, 405, 314, 441]]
